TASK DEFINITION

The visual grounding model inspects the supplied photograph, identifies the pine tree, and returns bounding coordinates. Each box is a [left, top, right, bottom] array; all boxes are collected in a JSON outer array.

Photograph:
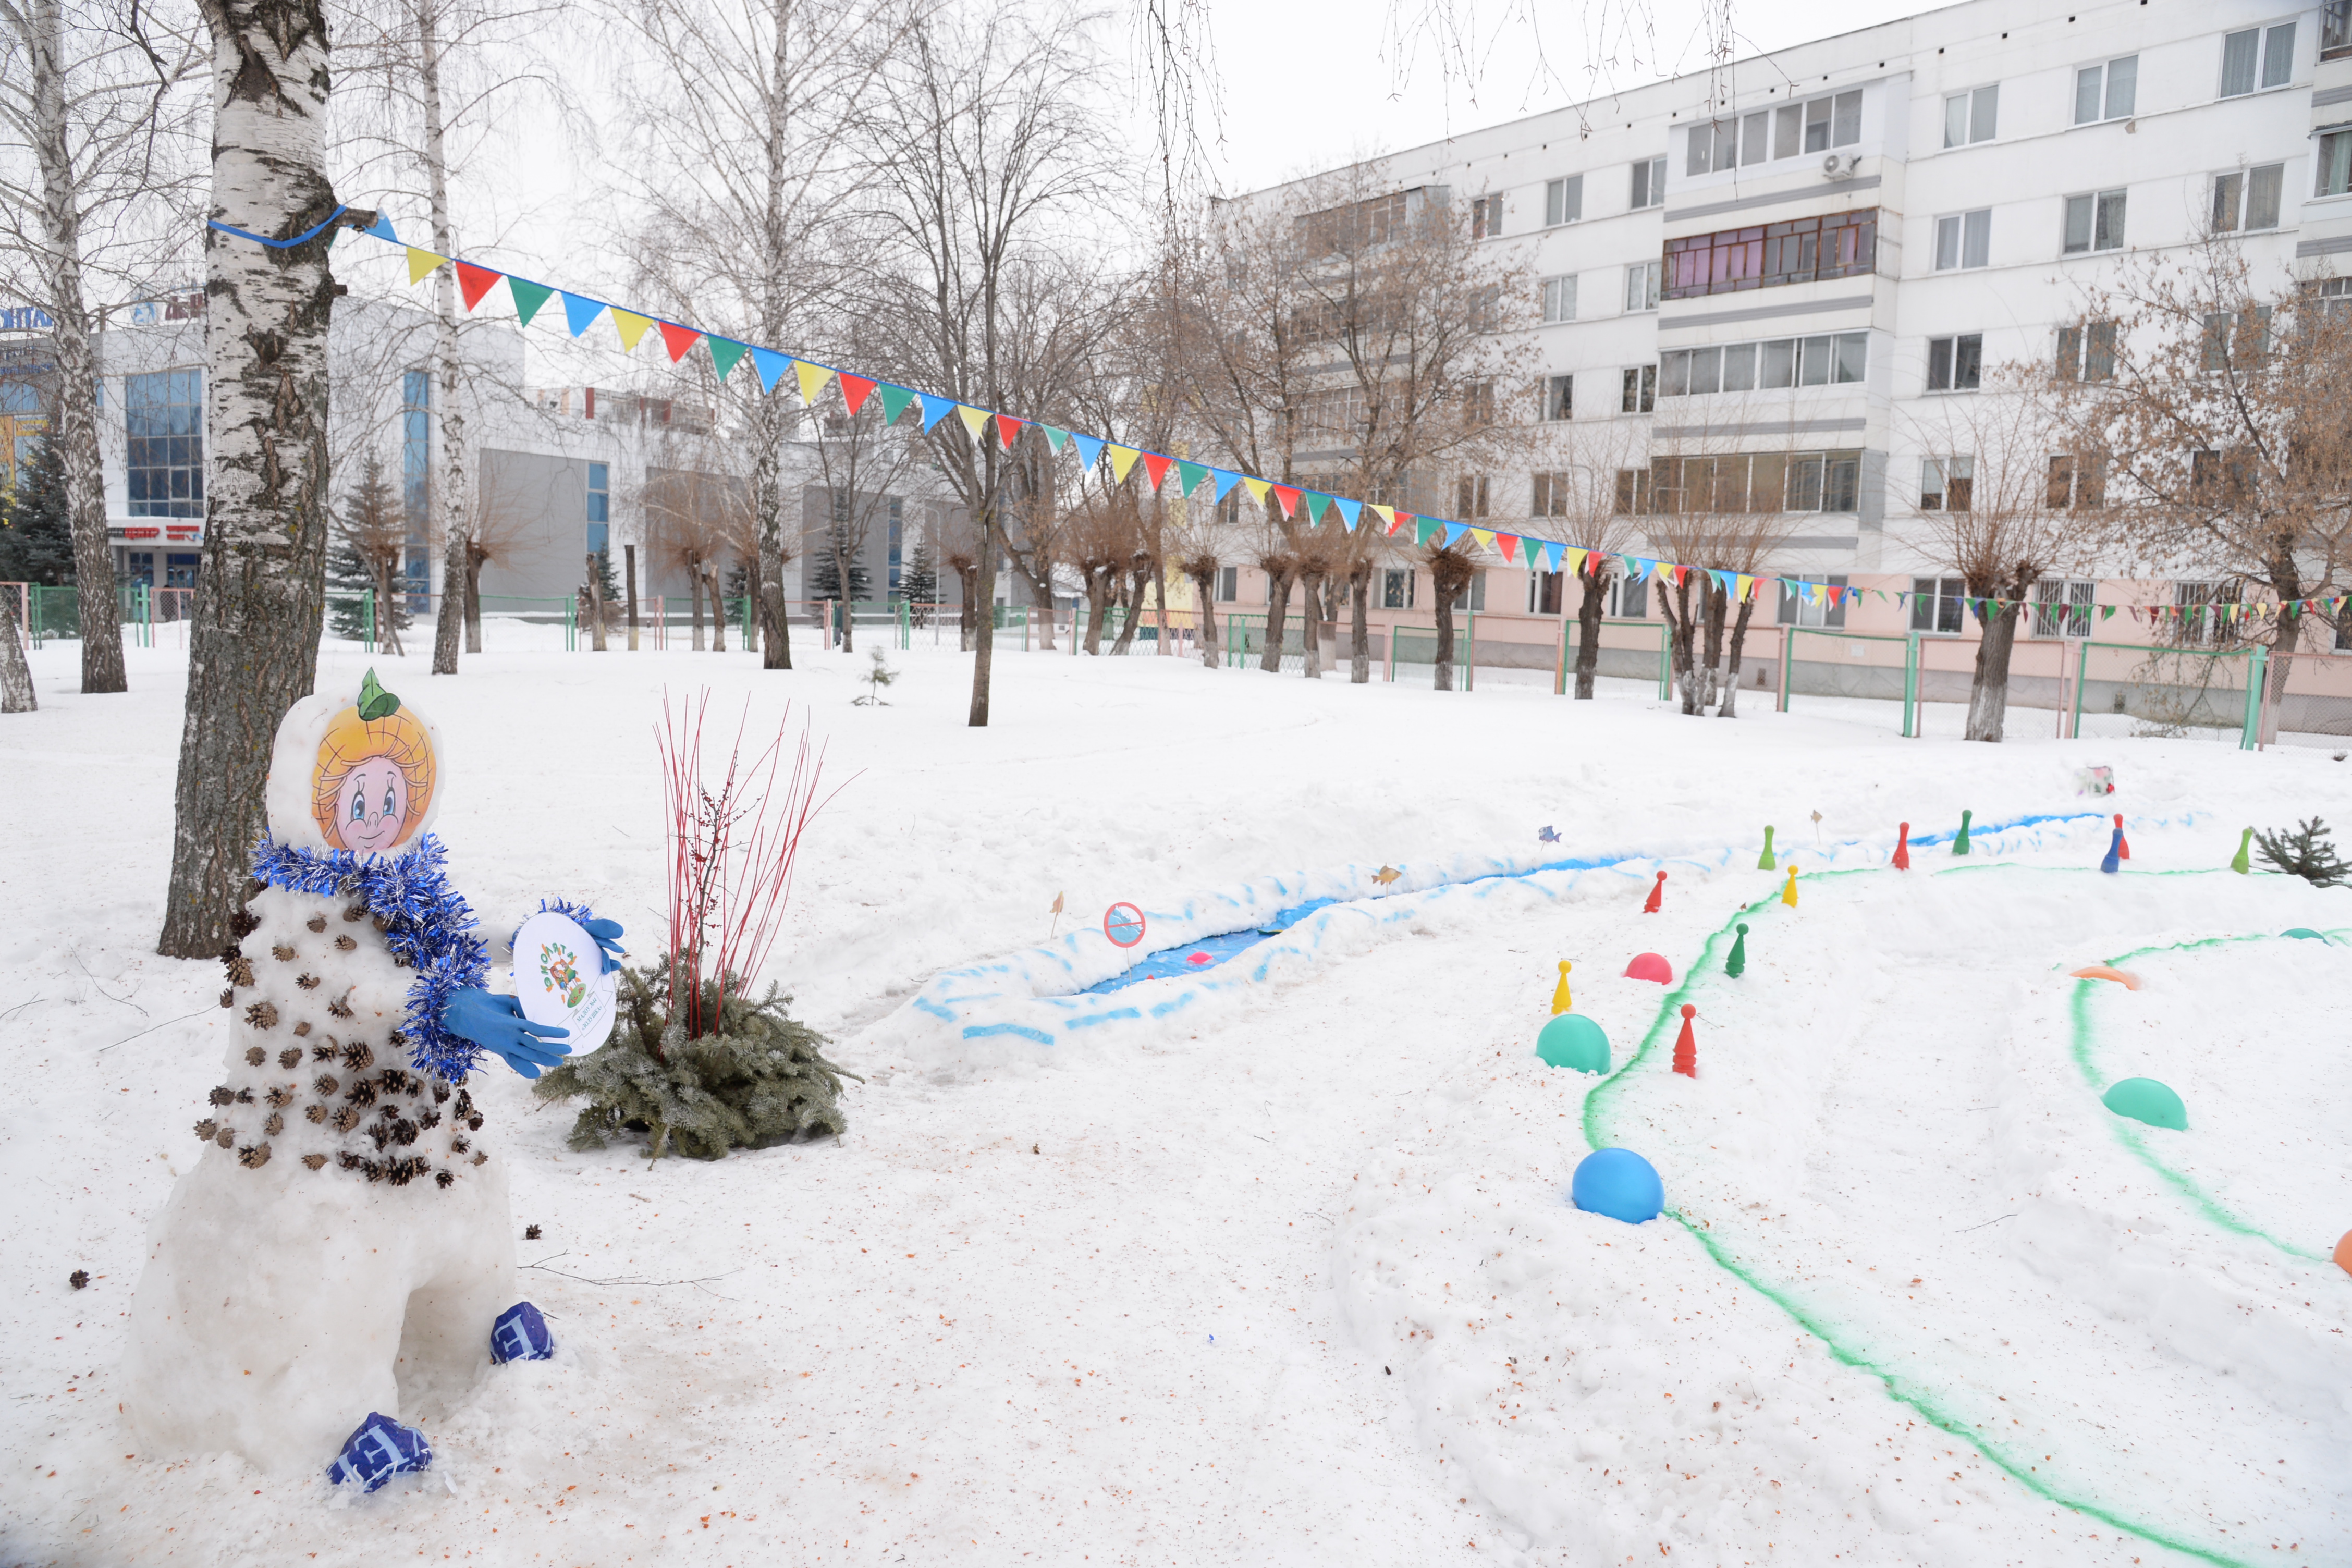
[[327, 455, 410, 648], [805, 520, 869, 602], [2254, 817, 2349, 888], [900, 530, 937, 607], [584, 544, 621, 603], [853, 645, 896, 706], [0, 433, 76, 586]]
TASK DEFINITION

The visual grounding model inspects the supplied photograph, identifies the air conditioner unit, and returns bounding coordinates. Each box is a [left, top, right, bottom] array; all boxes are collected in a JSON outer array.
[[1821, 153, 1861, 179]]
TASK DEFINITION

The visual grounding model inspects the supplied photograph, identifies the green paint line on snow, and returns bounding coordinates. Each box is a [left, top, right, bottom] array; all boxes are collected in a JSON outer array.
[[1579, 863, 2256, 1568]]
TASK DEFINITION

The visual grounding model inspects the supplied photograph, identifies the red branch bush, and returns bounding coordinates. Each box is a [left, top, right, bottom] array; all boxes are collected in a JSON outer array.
[[657, 690, 844, 1040]]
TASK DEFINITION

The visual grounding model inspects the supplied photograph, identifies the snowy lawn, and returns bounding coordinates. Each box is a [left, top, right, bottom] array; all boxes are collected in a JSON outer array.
[[2, 636, 2347, 1566]]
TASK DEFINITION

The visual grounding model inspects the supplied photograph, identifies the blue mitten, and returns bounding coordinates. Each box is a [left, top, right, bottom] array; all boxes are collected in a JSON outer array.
[[581, 918, 627, 973], [441, 988, 570, 1079]]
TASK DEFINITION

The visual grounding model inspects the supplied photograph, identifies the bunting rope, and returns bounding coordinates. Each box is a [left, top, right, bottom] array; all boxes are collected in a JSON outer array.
[[220, 211, 2345, 627]]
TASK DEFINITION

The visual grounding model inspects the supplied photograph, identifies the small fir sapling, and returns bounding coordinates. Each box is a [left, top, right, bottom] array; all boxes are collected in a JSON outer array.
[[853, 646, 897, 706], [534, 690, 855, 1158], [2253, 817, 2350, 887]]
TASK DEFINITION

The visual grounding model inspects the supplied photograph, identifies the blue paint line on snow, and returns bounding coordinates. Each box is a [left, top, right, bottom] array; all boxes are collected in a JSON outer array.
[[907, 808, 2182, 1051]]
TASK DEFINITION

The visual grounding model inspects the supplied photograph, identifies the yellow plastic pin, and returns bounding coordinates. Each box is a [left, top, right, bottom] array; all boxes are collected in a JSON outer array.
[[1550, 961, 1573, 1015], [1782, 864, 1799, 907]]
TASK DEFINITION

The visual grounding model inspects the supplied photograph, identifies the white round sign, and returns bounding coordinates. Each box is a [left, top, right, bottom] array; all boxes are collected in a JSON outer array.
[[510, 911, 619, 1055]]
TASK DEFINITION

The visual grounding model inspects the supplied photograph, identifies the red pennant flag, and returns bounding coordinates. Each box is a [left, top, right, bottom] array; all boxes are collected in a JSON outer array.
[[455, 261, 502, 311], [1271, 485, 1300, 518], [1671, 564, 1689, 587], [656, 321, 702, 363], [1497, 534, 1520, 564], [1387, 511, 1411, 536], [839, 374, 877, 414], [996, 413, 1025, 450], [1141, 452, 1173, 491]]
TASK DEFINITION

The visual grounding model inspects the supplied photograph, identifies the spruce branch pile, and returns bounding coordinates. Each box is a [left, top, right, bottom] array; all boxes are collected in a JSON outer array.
[[534, 963, 856, 1160], [2253, 817, 2349, 888]]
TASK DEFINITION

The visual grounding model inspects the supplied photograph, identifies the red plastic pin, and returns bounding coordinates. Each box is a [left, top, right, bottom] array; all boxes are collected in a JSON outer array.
[[1893, 821, 1910, 871], [1672, 1004, 1697, 1077], [1643, 871, 1667, 913], [2113, 813, 2130, 860]]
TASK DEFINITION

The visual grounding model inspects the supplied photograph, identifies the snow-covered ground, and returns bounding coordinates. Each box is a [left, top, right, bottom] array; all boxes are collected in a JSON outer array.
[[2, 635, 2346, 1567]]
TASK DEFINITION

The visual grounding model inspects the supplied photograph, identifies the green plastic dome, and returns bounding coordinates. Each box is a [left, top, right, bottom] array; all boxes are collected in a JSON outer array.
[[2102, 1076, 2187, 1131], [1537, 1013, 1610, 1074]]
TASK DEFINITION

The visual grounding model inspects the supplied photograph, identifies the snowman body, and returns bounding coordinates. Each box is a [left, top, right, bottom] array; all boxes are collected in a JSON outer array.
[[124, 682, 520, 1472]]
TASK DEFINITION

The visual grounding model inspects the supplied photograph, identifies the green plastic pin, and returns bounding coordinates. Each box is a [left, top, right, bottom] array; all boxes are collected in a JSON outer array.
[[1725, 922, 1749, 978], [1757, 826, 1777, 871], [1952, 808, 1971, 855], [2230, 827, 2253, 874]]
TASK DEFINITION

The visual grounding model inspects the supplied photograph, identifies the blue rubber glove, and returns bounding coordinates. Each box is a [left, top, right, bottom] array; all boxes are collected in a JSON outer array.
[[581, 918, 627, 973], [440, 987, 570, 1080]]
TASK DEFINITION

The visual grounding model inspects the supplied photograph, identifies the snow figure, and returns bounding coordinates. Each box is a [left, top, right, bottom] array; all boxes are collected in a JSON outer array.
[[124, 670, 615, 1472]]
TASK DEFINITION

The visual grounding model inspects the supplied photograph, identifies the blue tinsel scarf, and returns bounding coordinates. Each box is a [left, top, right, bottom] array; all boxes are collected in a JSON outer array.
[[248, 832, 488, 1082]]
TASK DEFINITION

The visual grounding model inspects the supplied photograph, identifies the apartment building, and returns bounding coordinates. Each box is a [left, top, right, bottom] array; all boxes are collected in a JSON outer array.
[[1215, 0, 2352, 713]]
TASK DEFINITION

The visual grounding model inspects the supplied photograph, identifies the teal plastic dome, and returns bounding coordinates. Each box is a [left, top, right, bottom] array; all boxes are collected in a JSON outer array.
[[2102, 1076, 2187, 1131], [1537, 1013, 1610, 1074]]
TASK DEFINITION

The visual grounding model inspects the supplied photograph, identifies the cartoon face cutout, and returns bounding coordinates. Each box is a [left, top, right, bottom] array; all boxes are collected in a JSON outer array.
[[335, 757, 413, 854], [311, 698, 437, 856]]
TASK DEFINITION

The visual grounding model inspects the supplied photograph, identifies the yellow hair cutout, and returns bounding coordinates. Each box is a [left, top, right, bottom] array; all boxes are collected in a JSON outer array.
[[312, 705, 437, 852]]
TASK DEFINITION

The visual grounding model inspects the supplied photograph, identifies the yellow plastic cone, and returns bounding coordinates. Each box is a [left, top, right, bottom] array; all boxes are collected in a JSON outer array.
[[1550, 961, 1573, 1016], [1782, 865, 1799, 907]]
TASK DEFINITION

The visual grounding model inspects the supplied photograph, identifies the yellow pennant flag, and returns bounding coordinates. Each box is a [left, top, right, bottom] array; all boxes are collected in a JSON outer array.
[[1564, 547, 1588, 576], [1735, 573, 1757, 603], [1369, 504, 1395, 530], [1241, 475, 1271, 505], [955, 405, 992, 440], [609, 309, 654, 352], [1468, 527, 1497, 553], [405, 248, 447, 285], [1107, 445, 1142, 483], [793, 359, 835, 405]]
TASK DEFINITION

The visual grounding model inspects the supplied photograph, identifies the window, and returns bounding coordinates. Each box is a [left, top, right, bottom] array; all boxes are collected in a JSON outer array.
[[1545, 175, 1583, 226], [2173, 579, 2238, 645], [1687, 118, 1741, 176], [1772, 89, 1866, 156], [402, 368, 430, 591], [586, 461, 609, 554], [1920, 455, 1973, 511], [1933, 209, 1992, 271], [125, 368, 203, 518], [2329, 0, 2352, 59], [2073, 56, 2138, 124], [1630, 156, 1666, 210], [1614, 467, 1652, 514], [1465, 380, 1496, 424], [1529, 570, 1565, 614], [1943, 85, 1999, 148], [1457, 474, 1490, 518], [2032, 578, 2096, 638], [887, 497, 903, 594], [2047, 452, 2107, 509], [1532, 471, 1570, 514], [1217, 566, 1238, 603], [1541, 374, 1574, 422], [2057, 319, 2118, 379], [1381, 568, 1416, 608], [1451, 572, 1487, 612], [1624, 260, 1661, 311], [1661, 209, 1877, 299], [1778, 574, 1849, 628], [1926, 333, 1982, 392], [1910, 577, 1967, 634], [2214, 163, 2286, 230], [2220, 22, 2295, 97], [1470, 192, 1504, 239], [1658, 332, 1867, 395], [1621, 364, 1656, 413], [1614, 574, 1650, 618], [1541, 275, 1578, 323], [2063, 189, 2127, 254], [2320, 130, 2352, 198], [1741, 110, 1770, 165], [1616, 451, 1859, 514]]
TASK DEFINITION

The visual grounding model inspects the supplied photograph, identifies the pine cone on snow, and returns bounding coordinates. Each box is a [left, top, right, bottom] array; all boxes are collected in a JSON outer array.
[[334, 935, 357, 952], [306, 915, 327, 933], [243, 1046, 267, 1067], [243, 1001, 278, 1031], [271, 944, 295, 963]]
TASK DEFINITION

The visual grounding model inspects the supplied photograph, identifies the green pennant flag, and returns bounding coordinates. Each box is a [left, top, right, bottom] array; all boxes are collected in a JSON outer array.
[[1304, 491, 1330, 524], [706, 337, 749, 382], [1177, 459, 1209, 495], [878, 384, 917, 425], [508, 277, 554, 327], [1042, 425, 1070, 454], [2100, 604, 2116, 620], [1414, 518, 1443, 546]]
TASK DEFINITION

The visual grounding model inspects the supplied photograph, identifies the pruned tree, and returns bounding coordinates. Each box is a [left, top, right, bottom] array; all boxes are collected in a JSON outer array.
[[1637, 414, 1803, 718], [0, 0, 206, 695], [643, 459, 750, 653], [1423, 537, 1475, 690], [803, 366, 926, 654], [1528, 414, 1644, 699]]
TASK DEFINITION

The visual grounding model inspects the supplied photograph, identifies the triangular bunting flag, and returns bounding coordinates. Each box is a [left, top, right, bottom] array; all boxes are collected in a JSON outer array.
[[1176, 460, 1209, 496], [955, 405, 992, 440], [1565, 547, 1589, 576], [406, 247, 448, 285], [877, 384, 916, 423], [1041, 425, 1070, 454], [1444, 522, 1471, 548], [610, 309, 654, 352], [1497, 533, 1520, 564], [363, 212, 397, 243], [1370, 504, 1395, 531], [1735, 573, 1756, 603], [1334, 497, 1362, 531], [917, 392, 956, 430], [1468, 526, 1496, 552], [456, 262, 501, 311], [795, 360, 837, 405], [508, 277, 553, 327], [1628, 557, 1653, 581], [2100, 604, 2116, 620], [1108, 445, 1143, 483], [1242, 476, 1271, 505], [1071, 432, 1106, 470], [751, 347, 792, 393], [1414, 518, 1443, 546], [1671, 565, 1690, 588], [1270, 484, 1300, 518], [706, 337, 748, 382], [1387, 510, 1412, 537], [1211, 469, 1242, 503], [840, 374, 877, 414], [1138, 452, 1172, 491], [656, 321, 702, 363], [1305, 492, 1331, 524], [1542, 542, 1563, 573], [996, 413, 1025, 450], [561, 292, 605, 337]]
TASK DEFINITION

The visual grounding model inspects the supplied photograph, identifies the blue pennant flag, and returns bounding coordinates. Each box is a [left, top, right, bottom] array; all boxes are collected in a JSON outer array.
[[1334, 497, 1362, 531], [750, 347, 791, 393], [1444, 521, 1471, 547], [917, 392, 956, 431], [1543, 541, 1564, 573], [1210, 469, 1242, 504], [1070, 432, 1106, 471], [363, 212, 397, 244], [559, 292, 605, 338]]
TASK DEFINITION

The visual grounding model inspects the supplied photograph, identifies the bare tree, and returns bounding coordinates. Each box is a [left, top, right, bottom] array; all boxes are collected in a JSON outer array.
[[160, 0, 372, 957], [805, 384, 926, 654], [0, 0, 205, 695], [1528, 415, 1643, 698], [643, 461, 750, 653]]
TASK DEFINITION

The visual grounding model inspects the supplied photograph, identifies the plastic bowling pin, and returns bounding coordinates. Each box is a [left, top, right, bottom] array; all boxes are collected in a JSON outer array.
[[1757, 826, 1777, 871], [1893, 822, 1911, 871], [1782, 865, 1799, 906], [1643, 871, 1667, 913], [1551, 961, 1573, 1015], [1672, 1005, 1697, 1077]]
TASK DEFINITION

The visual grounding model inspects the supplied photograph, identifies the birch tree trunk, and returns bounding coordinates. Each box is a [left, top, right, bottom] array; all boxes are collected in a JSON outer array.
[[1718, 589, 1756, 717], [1574, 568, 1606, 699], [968, 528, 996, 726], [1348, 562, 1371, 683], [26, 0, 127, 696], [1298, 568, 1322, 677], [755, 437, 791, 668], [1963, 587, 2027, 742], [416, 0, 468, 676], [162, 0, 349, 958], [0, 585, 35, 712]]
